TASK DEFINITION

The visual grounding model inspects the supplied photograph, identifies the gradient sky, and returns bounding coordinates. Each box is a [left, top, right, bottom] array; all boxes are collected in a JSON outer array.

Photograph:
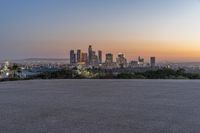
[[1, 0, 200, 62]]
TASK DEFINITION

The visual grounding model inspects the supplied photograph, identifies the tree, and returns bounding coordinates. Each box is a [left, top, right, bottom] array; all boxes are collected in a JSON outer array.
[[12, 64, 19, 78]]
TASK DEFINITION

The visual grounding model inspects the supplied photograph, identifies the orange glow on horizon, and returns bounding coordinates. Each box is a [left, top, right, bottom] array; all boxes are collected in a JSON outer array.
[[35, 40, 200, 62]]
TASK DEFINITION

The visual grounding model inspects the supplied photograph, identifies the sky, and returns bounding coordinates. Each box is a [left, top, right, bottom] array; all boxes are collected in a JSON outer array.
[[1, 0, 200, 62]]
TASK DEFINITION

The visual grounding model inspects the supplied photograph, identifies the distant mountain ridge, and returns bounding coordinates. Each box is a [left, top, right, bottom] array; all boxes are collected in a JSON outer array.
[[22, 58, 69, 61], [0, 58, 69, 64]]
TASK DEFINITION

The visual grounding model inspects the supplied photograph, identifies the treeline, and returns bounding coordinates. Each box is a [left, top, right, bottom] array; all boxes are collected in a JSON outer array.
[[2, 68, 200, 82], [117, 68, 200, 79], [34, 68, 200, 79], [31, 69, 74, 79]]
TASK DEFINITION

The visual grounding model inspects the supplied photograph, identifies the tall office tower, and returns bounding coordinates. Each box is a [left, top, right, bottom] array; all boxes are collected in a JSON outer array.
[[92, 51, 96, 57], [105, 53, 113, 63], [138, 56, 144, 63], [81, 53, 88, 64], [91, 51, 98, 66], [92, 55, 99, 67], [98, 50, 102, 64], [88, 45, 93, 65], [116, 53, 127, 68], [150, 57, 156, 67], [138, 56, 144, 66], [77, 49, 82, 63], [70, 50, 76, 65]]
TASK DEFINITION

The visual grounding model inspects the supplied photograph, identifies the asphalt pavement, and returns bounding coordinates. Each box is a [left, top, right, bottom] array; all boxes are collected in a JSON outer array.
[[0, 79, 200, 133]]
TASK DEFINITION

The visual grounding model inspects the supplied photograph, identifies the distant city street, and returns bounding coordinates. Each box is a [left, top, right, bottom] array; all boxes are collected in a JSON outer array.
[[1, 80, 200, 133]]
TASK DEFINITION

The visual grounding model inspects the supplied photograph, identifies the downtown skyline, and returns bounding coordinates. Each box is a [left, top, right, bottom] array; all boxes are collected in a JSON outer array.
[[1, 0, 200, 62], [69, 45, 156, 69]]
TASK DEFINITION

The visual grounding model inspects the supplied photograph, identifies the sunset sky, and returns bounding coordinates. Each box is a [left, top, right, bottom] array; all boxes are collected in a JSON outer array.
[[1, 0, 200, 62]]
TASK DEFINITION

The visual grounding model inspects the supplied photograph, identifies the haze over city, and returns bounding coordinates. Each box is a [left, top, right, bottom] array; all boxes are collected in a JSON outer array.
[[1, 0, 200, 62]]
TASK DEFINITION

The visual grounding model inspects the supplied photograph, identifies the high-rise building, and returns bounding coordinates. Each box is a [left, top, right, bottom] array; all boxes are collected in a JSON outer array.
[[77, 49, 82, 63], [116, 53, 127, 68], [70, 50, 76, 65], [138, 56, 144, 63], [103, 53, 117, 69], [81, 53, 88, 64], [92, 55, 98, 67], [138, 56, 144, 66], [91, 51, 99, 67], [105, 53, 113, 63], [150, 57, 156, 67], [92, 51, 96, 57], [98, 50, 102, 64], [88, 45, 93, 65]]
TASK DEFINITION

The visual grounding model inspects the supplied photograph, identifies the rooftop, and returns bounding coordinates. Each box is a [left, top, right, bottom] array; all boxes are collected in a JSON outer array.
[[0, 79, 200, 133]]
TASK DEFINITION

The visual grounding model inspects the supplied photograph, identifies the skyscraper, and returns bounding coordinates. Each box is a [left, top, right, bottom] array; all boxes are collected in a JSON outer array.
[[138, 56, 144, 66], [116, 53, 127, 68], [105, 53, 113, 63], [104, 53, 117, 69], [70, 50, 76, 65], [91, 51, 99, 67], [81, 53, 88, 64], [88, 45, 92, 65], [77, 49, 82, 63], [150, 57, 156, 67], [98, 50, 102, 64], [92, 51, 96, 57]]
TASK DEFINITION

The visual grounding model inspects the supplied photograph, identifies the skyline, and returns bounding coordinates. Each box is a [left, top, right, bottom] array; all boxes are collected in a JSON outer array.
[[69, 45, 156, 69], [1, 0, 200, 61]]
